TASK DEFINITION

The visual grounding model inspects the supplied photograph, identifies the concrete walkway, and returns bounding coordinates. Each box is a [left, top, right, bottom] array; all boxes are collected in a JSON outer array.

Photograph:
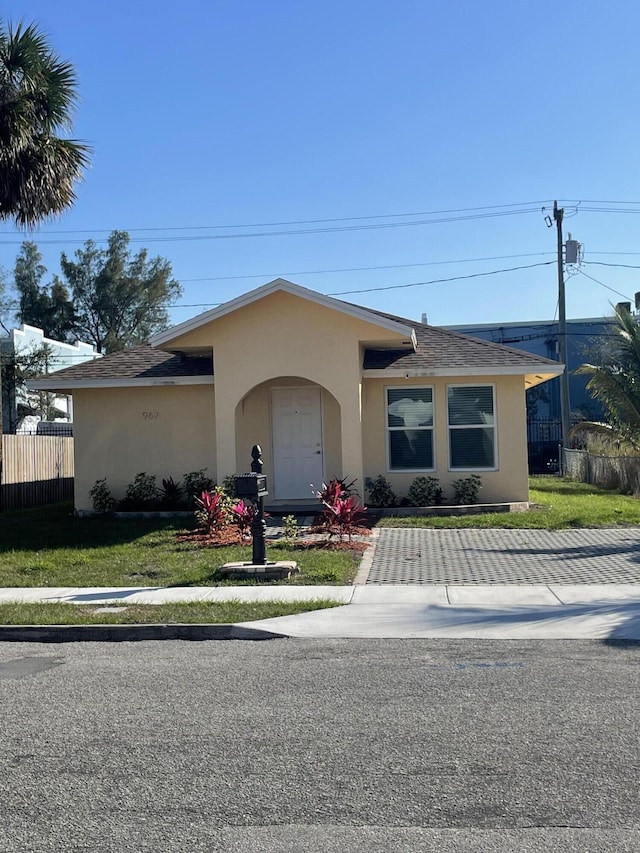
[[1, 583, 640, 640], [3, 526, 640, 640]]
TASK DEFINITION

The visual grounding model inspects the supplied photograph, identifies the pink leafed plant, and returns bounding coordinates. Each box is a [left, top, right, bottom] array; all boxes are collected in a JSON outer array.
[[194, 489, 229, 536], [232, 499, 255, 538], [311, 476, 358, 505], [321, 495, 368, 542]]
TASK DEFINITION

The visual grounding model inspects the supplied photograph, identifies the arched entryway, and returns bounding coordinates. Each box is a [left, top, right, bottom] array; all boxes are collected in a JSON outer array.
[[235, 377, 342, 502]]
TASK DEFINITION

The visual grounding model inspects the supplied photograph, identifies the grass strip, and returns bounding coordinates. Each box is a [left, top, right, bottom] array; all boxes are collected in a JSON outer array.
[[376, 476, 640, 530], [0, 504, 361, 587], [0, 599, 342, 625]]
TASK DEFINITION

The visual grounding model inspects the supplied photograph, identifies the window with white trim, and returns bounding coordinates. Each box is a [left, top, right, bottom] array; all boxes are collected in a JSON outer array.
[[386, 387, 434, 470], [447, 385, 496, 469]]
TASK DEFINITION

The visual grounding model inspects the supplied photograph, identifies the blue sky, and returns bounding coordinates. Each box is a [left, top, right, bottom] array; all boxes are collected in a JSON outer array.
[[4, 0, 640, 330]]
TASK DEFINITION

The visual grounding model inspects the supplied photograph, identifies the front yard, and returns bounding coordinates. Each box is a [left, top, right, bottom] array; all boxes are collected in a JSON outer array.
[[377, 476, 640, 529], [2, 477, 639, 591], [0, 504, 361, 588]]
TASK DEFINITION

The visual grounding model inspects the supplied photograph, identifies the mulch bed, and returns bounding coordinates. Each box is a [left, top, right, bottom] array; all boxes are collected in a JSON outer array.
[[176, 528, 246, 547], [176, 525, 370, 550]]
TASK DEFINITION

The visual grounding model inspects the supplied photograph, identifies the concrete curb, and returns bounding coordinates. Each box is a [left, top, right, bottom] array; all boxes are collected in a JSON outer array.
[[0, 623, 289, 643], [353, 528, 379, 585]]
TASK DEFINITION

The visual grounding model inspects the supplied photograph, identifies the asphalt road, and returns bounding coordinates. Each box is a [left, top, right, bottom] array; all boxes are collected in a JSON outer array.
[[0, 639, 638, 852]]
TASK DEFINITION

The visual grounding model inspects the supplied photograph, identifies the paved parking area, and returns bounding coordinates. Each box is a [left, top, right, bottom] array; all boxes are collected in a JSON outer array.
[[368, 528, 640, 584]]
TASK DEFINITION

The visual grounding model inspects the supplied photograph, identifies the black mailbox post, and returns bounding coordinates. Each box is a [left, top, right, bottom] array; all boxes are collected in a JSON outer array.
[[235, 446, 269, 565]]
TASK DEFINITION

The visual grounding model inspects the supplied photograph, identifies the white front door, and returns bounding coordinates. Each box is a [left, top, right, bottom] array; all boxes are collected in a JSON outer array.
[[271, 386, 323, 499]]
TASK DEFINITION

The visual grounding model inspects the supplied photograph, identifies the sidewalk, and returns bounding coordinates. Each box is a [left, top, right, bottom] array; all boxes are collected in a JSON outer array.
[[1, 583, 640, 640]]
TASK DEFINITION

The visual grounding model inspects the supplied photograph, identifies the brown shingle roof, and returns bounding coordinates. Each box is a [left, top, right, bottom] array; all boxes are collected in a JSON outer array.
[[41, 345, 213, 381], [349, 303, 561, 371], [35, 296, 559, 386]]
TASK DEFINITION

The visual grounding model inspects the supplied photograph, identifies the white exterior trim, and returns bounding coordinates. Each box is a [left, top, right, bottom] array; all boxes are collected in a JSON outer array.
[[364, 365, 563, 379], [446, 382, 498, 473], [385, 384, 436, 474], [27, 376, 214, 391], [150, 279, 415, 346]]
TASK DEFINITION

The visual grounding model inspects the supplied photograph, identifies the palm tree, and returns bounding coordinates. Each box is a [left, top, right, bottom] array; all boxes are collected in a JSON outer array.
[[573, 304, 640, 450], [0, 21, 91, 228]]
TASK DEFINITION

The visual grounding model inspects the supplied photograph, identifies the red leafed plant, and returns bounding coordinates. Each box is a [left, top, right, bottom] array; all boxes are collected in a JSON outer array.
[[232, 499, 255, 538], [321, 495, 368, 542], [194, 489, 229, 536], [311, 476, 357, 504]]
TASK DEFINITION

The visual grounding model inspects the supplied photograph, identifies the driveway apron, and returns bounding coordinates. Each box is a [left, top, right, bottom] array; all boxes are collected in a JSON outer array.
[[368, 528, 640, 584]]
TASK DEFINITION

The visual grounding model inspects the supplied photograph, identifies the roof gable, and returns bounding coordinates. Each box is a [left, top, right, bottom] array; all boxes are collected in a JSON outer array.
[[150, 278, 415, 346]]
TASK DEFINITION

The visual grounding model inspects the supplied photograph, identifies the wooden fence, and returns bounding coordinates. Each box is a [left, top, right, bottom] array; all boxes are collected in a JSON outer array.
[[0, 435, 74, 511], [562, 446, 640, 496]]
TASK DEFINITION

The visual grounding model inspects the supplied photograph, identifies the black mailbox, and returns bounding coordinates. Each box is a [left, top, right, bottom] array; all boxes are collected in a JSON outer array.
[[235, 473, 268, 499]]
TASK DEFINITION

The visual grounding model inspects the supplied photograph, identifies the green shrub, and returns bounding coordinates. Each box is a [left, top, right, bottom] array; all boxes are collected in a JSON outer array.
[[89, 478, 116, 513], [220, 475, 237, 499], [123, 472, 158, 506], [183, 468, 214, 503], [452, 474, 482, 505], [407, 476, 443, 506], [282, 514, 299, 541], [366, 474, 397, 507]]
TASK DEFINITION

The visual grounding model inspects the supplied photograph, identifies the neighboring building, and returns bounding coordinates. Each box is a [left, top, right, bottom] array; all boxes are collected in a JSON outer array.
[[443, 317, 613, 471], [30, 279, 562, 513], [1, 324, 100, 434]]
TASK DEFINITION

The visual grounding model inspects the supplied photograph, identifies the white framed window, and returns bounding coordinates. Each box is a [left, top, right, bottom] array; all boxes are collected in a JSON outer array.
[[386, 386, 434, 470], [447, 384, 496, 470]]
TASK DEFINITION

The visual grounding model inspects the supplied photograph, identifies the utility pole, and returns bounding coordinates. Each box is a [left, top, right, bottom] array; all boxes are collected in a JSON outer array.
[[553, 200, 572, 448]]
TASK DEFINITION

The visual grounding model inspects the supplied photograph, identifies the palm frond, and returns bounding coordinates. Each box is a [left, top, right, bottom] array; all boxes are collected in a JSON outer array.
[[0, 19, 90, 227]]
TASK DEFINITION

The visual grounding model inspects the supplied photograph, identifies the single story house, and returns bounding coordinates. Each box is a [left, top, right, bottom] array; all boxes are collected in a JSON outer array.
[[30, 279, 563, 512]]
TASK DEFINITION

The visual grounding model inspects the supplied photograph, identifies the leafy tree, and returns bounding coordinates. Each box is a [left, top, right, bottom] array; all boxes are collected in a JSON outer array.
[[0, 20, 91, 227], [1, 341, 60, 432], [13, 241, 77, 341], [60, 230, 182, 353], [0, 265, 13, 334], [15, 241, 48, 324], [574, 304, 640, 449]]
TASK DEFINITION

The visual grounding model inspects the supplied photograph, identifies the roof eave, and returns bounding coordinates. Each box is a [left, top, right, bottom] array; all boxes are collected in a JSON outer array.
[[363, 365, 564, 384], [27, 375, 215, 391]]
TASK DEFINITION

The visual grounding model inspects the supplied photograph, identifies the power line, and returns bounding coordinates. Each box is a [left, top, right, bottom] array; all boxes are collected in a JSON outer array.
[[324, 261, 554, 296], [0, 207, 545, 246], [168, 260, 556, 307], [584, 260, 640, 270], [4, 200, 555, 236], [578, 269, 633, 301], [179, 252, 555, 283], [8, 197, 640, 245]]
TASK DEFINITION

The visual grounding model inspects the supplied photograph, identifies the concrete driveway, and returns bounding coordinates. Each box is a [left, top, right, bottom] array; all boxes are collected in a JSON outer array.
[[367, 528, 640, 584], [241, 527, 640, 639]]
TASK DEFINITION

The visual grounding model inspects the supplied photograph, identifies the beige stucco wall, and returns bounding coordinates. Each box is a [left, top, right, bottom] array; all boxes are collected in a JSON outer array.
[[235, 378, 342, 490], [70, 290, 532, 510], [73, 385, 216, 512], [163, 290, 410, 491], [361, 374, 529, 503]]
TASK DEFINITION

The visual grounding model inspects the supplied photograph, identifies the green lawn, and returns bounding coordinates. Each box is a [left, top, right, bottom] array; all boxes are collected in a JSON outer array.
[[0, 600, 340, 625], [0, 504, 360, 587], [377, 476, 640, 529]]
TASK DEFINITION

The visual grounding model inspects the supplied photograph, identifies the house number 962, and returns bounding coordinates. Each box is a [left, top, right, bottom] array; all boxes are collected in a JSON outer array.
[[142, 411, 159, 419]]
